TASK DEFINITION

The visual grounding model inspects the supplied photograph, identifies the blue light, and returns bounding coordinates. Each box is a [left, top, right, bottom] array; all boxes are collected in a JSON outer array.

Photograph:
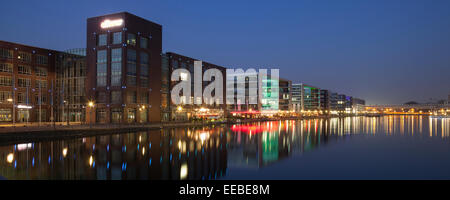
[[48, 156, 51, 164], [170, 154, 172, 161], [32, 157, 35, 167], [149, 143, 151, 149], [107, 145, 110, 152], [137, 144, 140, 151], [14, 160, 17, 168], [149, 158, 152, 166], [107, 162, 110, 169], [160, 156, 163, 163]]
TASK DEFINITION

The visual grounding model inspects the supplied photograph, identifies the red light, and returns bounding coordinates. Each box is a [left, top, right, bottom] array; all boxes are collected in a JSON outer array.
[[231, 122, 281, 134]]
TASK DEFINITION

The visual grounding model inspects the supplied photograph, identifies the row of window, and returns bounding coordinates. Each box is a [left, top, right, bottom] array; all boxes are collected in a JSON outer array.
[[0, 63, 47, 76], [16, 93, 48, 104], [0, 92, 48, 104], [96, 108, 144, 123], [97, 32, 149, 49], [0, 48, 13, 59], [96, 91, 148, 104], [0, 109, 49, 122], [0, 48, 49, 65], [0, 76, 48, 88], [96, 48, 149, 87]]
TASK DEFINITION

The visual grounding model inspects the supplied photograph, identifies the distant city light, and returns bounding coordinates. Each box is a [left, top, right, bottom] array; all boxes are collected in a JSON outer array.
[[7, 153, 14, 163], [180, 163, 188, 180]]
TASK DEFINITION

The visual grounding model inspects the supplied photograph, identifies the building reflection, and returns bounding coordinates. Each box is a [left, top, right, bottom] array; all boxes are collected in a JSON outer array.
[[1, 116, 449, 179], [0, 126, 227, 180], [227, 116, 450, 168]]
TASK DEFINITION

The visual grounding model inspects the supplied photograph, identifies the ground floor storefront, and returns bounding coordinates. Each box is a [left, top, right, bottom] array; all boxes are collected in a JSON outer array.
[[0, 105, 51, 123]]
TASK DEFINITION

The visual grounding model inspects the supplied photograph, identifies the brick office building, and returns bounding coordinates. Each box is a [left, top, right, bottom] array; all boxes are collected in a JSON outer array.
[[163, 52, 227, 121], [86, 12, 162, 124], [0, 40, 86, 123]]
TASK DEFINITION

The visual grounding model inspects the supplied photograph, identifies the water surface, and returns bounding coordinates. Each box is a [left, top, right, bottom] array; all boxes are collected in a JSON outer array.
[[1, 116, 449, 180]]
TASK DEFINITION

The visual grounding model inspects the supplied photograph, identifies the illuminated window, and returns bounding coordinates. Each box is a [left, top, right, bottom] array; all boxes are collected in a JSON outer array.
[[127, 108, 136, 123], [111, 108, 122, 123], [127, 33, 136, 46], [0, 91, 12, 104], [0, 63, 13, 73], [18, 52, 31, 63], [0, 109, 12, 121], [0, 76, 12, 86]]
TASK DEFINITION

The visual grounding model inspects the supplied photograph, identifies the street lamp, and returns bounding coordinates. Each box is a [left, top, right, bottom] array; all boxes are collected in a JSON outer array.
[[88, 101, 95, 128]]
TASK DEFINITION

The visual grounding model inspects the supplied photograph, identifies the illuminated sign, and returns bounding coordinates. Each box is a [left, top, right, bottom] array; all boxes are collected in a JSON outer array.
[[17, 143, 33, 151], [17, 105, 32, 109], [100, 19, 124, 29]]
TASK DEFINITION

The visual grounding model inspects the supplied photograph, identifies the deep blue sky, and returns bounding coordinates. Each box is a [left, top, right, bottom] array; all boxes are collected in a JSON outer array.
[[1, 0, 449, 104]]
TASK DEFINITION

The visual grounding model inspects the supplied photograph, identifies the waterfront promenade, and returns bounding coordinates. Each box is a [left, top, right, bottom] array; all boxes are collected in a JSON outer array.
[[0, 116, 329, 143], [0, 114, 398, 144]]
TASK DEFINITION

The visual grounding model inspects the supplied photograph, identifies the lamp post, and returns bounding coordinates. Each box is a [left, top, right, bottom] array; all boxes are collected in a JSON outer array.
[[88, 101, 94, 128]]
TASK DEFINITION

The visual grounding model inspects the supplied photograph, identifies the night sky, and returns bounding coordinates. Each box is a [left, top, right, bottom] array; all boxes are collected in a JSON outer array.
[[1, 0, 449, 104]]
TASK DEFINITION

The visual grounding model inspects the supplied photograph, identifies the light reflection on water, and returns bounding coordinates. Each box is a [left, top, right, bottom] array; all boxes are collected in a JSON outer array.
[[0, 116, 449, 180]]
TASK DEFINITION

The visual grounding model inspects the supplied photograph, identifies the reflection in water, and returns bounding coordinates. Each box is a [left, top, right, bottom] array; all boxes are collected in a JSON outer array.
[[0, 116, 449, 180], [0, 127, 227, 180]]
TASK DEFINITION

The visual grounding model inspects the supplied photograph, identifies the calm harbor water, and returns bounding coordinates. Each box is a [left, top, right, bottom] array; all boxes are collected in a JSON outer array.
[[1, 115, 450, 180]]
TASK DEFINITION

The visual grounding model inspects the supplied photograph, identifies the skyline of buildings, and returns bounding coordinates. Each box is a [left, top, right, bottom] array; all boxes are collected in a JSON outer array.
[[0, 11, 371, 124]]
